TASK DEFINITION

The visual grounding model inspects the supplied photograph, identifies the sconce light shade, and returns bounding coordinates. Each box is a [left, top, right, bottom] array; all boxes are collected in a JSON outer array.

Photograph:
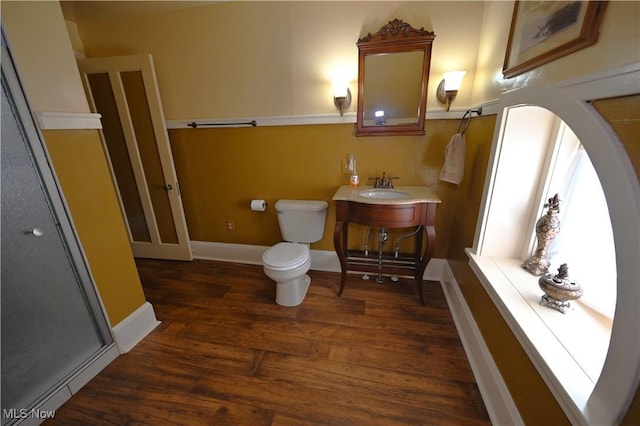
[[443, 70, 466, 91], [333, 83, 349, 98], [334, 87, 352, 116], [437, 70, 466, 111]]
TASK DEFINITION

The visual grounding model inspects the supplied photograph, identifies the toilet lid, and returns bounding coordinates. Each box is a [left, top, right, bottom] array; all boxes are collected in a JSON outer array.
[[263, 242, 309, 270]]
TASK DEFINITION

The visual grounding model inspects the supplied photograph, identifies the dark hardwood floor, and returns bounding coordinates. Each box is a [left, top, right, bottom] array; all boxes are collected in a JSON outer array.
[[48, 259, 490, 425]]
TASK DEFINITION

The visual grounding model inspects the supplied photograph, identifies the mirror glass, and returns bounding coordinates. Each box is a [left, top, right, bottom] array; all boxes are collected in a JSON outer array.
[[356, 20, 435, 136], [362, 51, 424, 126]]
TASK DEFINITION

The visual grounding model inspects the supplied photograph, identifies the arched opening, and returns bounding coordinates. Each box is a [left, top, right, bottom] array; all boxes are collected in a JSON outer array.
[[472, 84, 640, 424]]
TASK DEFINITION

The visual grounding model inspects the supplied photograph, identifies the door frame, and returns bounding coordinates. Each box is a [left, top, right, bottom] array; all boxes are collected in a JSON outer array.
[[78, 54, 192, 260]]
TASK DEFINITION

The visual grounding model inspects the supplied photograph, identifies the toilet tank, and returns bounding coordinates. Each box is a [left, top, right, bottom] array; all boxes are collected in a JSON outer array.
[[275, 199, 328, 243]]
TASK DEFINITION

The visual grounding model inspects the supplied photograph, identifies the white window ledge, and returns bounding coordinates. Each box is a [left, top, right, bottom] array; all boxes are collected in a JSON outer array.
[[466, 249, 612, 423]]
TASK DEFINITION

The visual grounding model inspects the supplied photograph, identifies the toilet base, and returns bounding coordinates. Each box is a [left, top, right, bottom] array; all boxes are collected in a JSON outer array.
[[275, 274, 311, 307]]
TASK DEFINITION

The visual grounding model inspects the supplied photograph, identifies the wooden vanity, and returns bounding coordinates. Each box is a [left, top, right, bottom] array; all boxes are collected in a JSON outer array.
[[332, 185, 441, 305]]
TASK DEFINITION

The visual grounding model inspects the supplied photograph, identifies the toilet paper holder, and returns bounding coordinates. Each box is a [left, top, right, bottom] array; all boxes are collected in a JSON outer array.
[[250, 199, 268, 211]]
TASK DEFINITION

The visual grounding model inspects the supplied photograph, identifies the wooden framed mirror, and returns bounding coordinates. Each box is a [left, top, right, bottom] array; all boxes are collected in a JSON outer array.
[[356, 19, 435, 137]]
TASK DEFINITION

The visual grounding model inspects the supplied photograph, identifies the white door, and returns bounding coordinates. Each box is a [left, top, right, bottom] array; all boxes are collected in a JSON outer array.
[[78, 54, 192, 260]]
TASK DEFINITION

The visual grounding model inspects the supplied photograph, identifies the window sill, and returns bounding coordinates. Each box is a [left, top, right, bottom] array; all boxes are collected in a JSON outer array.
[[466, 249, 612, 422]]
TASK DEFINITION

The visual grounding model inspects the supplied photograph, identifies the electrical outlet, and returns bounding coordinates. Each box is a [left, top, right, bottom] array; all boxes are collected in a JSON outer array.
[[226, 220, 234, 231]]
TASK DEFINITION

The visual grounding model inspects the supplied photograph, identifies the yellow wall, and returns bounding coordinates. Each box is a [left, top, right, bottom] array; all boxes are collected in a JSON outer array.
[[71, 0, 488, 257], [592, 95, 640, 182], [470, 1, 513, 106], [2, 1, 147, 326], [43, 130, 147, 325], [169, 121, 459, 257], [74, 1, 485, 118], [2, 1, 90, 113], [73, 1, 640, 115], [68, 0, 640, 256], [473, 1, 640, 102]]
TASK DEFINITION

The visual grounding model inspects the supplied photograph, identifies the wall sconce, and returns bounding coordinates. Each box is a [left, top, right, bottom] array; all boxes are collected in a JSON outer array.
[[436, 70, 466, 111], [333, 83, 352, 116]]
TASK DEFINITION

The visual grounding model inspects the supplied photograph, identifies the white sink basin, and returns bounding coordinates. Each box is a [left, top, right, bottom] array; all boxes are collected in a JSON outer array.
[[359, 189, 409, 200]]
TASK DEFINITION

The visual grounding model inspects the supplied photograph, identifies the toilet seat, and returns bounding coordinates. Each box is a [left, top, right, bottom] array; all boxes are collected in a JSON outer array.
[[262, 242, 309, 271]]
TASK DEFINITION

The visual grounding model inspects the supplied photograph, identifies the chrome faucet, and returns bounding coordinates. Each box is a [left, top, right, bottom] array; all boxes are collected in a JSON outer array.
[[370, 172, 399, 188]]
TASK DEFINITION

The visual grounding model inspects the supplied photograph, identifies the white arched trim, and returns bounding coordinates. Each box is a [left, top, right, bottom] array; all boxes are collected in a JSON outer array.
[[474, 76, 640, 424]]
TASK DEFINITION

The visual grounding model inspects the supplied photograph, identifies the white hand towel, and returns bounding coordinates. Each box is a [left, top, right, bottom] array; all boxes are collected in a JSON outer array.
[[439, 133, 466, 185]]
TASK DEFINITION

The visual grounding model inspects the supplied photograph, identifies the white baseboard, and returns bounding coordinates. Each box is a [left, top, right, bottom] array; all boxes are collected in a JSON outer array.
[[190, 240, 444, 280], [191, 241, 265, 264], [441, 261, 523, 425], [422, 258, 445, 281], [22, 344, 120, 425], [67, 344, 120, 393], [111, 301, 160, 354]]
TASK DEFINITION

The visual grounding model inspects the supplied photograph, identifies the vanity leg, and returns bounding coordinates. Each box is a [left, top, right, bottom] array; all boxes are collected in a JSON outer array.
[[417, 278, 426, 306], [338, 275, 346, 296], [417, 215, 437, 306], [333, 218, 348, 297]]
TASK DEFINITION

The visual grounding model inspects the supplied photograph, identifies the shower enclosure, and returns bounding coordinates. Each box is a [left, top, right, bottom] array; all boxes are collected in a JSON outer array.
[[1, 33, 116, 424]]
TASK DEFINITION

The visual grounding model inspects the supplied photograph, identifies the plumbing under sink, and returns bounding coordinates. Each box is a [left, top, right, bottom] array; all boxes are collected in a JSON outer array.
[[358, 189, 409, 200]]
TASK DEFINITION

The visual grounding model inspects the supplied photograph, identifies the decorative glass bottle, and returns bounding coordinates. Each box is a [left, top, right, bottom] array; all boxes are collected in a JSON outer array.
[[523, 194, 561, 276], [349, 159, 359, 188]]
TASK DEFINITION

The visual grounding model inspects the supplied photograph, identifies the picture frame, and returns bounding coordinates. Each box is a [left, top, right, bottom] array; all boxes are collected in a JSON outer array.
[[503, 1, 608, 78]]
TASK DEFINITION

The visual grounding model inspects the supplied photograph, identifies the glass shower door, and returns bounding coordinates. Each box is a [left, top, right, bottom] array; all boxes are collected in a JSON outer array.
[[1, 39, 112, 423]]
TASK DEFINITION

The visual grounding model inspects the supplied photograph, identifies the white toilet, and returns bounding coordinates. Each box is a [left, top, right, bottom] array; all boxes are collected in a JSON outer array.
[[262, 199, 328, 306]]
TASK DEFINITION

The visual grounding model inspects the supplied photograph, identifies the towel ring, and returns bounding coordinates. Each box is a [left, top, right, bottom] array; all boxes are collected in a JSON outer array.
[[457, 107, 483, 135]]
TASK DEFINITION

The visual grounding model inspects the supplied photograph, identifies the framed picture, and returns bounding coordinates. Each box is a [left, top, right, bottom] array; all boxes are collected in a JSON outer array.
[[503, 1, 608, 78]]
